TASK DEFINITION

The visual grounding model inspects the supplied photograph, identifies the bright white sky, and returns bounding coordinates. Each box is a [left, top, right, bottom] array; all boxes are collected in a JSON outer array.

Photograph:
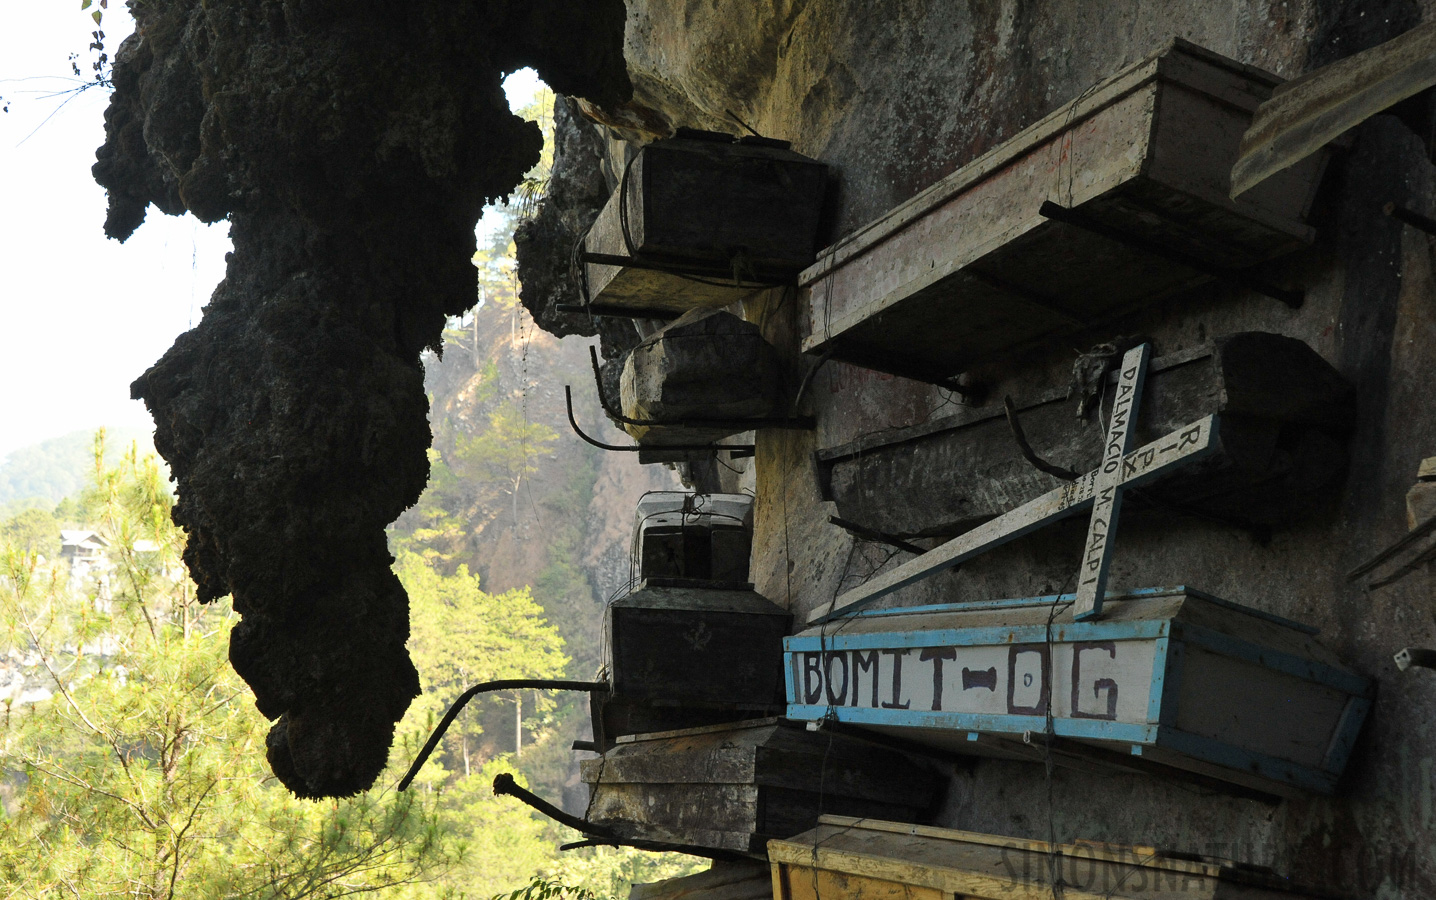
[[0, 4, 541, 464]]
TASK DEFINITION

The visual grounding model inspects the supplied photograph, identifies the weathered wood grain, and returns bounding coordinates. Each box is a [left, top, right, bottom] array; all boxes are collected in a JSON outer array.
[[585, 135, 828, 313], [808, 408, 1217, 624], [786, 587, 1374, 799], [800, 40, 1330, 383], [770, 817, 1323, 900], [819, 333, 1354, 538], [1232, 20, 1436, 198], [582, 720, 947, 857]]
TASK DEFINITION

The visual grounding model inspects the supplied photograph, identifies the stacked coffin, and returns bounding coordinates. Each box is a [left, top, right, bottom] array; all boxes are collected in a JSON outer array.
[[591, 493, 787, 750], [583, 130, 828, 317], [582, 493, 948, 858], [770, 816, 1339, 900], [784, 586, 1373, 798], [617, 309, 788, 462], [581, 719, 947, 857], [801, 39, 1335, 384], [816, 332, 1355, 537]]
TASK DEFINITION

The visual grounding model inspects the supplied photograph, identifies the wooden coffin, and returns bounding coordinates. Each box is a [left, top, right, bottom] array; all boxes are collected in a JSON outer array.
[[581, 719, 946, 856], [621, 309, 785, 448], [585, 132, 828, 316], [801, 39, 1332, 384], [817, 333, 1355, 537], [631, 861, 771, 900], [635, 492, 754, 584], [593, 583, 790, 750], [784, 587, 1373, 798], [770, 816, 1339, 900]]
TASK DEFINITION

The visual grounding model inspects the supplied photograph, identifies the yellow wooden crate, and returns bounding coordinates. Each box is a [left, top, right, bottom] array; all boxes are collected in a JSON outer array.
[[769, 816, 1330, 900]]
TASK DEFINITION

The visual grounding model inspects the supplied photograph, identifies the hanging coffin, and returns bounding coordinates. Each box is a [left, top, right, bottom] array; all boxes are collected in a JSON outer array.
[[801, 39, 1334, 384], [590, 492, 786, 750], [581, 719, 947, 856], [592, 583, 789, 750], [619, 309, 787, 462], [784, 587, 1374, 798], [817, 332, 1355, 537], [631, 491, 754, 585], [584, 131, 828, 317], [771, 816, 1338, 900]]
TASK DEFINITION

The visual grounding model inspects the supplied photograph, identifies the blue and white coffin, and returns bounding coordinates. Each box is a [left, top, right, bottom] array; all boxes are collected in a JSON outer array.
[[784, 587, 1373, 798]]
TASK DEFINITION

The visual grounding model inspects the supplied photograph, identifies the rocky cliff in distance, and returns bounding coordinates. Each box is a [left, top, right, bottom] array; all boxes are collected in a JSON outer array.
[[396, 291, 681, 809]]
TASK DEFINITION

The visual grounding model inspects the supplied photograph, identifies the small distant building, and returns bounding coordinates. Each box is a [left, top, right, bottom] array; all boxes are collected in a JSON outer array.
[[59, 529, 112, 598], [59, 529, 109, 562]]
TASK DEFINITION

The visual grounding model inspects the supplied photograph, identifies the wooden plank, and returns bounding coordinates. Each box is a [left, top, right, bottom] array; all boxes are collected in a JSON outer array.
[[773, 835, 1205, 900], [1173, 647, 1351, 770], [809, 816, 1215, 878], [1073, 344, 1150, 620], [799, 50, 1174, 283], [779, 865, 944, 900], [807, 414, 1217, 624], [1232, 20, 1436, 198], [799, 40, 1324, 383], [818, 333, 1353, 539], [805, 470, 1097, 623]]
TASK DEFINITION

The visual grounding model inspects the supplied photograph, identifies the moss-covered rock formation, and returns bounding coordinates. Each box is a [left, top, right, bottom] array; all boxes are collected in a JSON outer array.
[[95, 0, 629, 798]]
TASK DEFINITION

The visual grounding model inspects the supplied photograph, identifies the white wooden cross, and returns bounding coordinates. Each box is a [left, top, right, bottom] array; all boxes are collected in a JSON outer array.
[[808, 344, 1220, 625]]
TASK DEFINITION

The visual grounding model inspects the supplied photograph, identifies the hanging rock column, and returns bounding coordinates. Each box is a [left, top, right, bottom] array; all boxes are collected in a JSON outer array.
[[95, 0, 630, 798]]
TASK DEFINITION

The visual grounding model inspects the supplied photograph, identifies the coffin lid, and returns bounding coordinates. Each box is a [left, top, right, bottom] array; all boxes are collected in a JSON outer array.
[[769, 815, 1341, 900], [611, 582, 787, 617], [799, 38, 1283, 287], [791, 586, 1353, 672]]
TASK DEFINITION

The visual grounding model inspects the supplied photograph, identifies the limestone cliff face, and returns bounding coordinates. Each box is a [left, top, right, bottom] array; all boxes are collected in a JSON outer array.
[[597, 0, 1416, 232], [97, 0, 629, 798], [511, 0, 1436, 891]]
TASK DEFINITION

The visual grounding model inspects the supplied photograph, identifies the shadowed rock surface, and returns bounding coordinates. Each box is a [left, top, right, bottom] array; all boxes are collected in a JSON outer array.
[[514, 94, 643, 404], [97, 0, 629, 798]]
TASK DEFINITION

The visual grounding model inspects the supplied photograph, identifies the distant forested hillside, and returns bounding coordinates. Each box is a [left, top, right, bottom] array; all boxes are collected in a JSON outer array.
[[0, 427, 155, 508]]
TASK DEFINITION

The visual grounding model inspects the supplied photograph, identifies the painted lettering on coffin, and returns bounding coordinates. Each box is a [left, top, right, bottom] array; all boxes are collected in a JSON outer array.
[[795, 640, 1154, 722]]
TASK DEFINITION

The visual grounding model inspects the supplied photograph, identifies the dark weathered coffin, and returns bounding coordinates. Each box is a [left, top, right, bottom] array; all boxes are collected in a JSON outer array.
[[771, 816, 1336, 900], [801, 39, 1333, 383], [620, 309, 785, 448], [585, 134, 828, 315], [630, 861, 771, 900], [592, 584, 788, 750], [581, 719, 947, 856], [634, 491, 754, 583], [817, 333, 1355, 537], [784, 587, 1374, 799]]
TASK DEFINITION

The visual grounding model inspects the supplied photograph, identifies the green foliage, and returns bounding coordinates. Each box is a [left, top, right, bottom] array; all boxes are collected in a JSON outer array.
[[398, 404, 558, 568], [0, 506, 60, 556], [397, 548, 568, 772], [452, 405, 558, 498], [0, 433, 457, 898], [0, 426, 155, 507], [495, 876, 597, 900], [543, 847, 703, 900]]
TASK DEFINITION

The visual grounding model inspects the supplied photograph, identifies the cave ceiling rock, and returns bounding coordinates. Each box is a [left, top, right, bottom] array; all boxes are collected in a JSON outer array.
[[94, 0, 630, 799]]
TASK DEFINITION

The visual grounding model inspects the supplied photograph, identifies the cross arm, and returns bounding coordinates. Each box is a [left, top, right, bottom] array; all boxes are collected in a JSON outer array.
[[807, 472, 1098, 624]]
